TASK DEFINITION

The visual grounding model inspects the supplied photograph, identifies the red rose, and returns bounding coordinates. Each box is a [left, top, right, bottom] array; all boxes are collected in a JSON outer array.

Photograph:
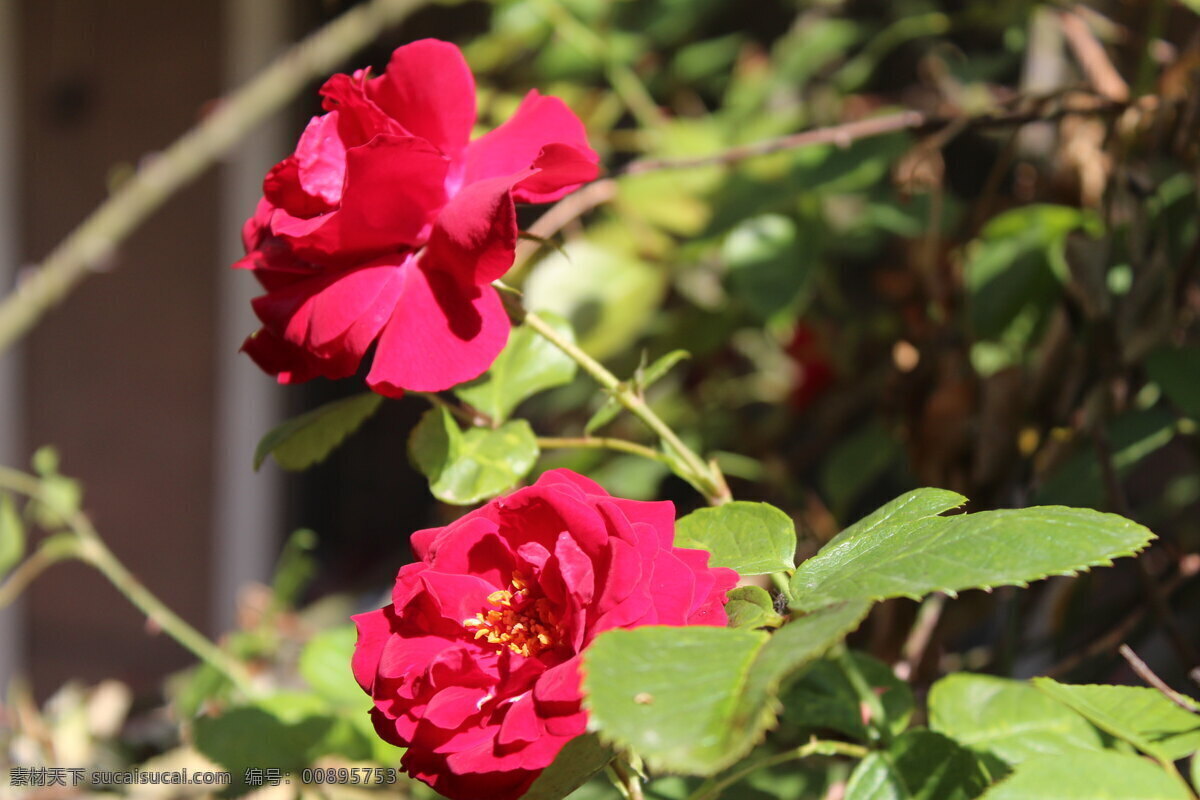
[[352, 469, 738, 799], [236, 40, 598, 395]]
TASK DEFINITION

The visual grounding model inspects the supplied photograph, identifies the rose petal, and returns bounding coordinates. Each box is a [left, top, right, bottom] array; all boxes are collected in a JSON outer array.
[[240, 327, 355, 384], [367, 39, 476, 160], [463, 90, 598, 203], [320, 71, 408, 146], [351, 608, 393, 693], [423, 170, 535, 286], [273, 135, 447, 263], [515, 143, 601, 204], [531, 657, 582, 716], [294, 111, 348, 206], [366, 263, 509, 394]]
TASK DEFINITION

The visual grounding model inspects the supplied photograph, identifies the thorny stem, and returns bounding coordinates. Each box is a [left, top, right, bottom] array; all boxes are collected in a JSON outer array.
[[689, 739, 870, 800], [521, 309, 731, 504], [536, 436, 670, 465], [0, 0, 433, 356], [0, 466, 258, 696]]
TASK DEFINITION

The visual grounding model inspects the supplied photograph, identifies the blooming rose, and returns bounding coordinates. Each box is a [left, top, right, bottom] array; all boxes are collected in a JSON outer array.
[[352, 469, 738, 799], [236, 40, 598, 396]]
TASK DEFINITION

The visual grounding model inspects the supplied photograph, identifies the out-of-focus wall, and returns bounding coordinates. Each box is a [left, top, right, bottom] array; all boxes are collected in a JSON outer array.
[[12, 0, 286, 695]]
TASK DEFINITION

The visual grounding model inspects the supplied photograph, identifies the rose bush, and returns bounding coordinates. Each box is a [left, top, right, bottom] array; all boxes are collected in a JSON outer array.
[[351, 469, 738, 799], [236, 39, 598, 396]]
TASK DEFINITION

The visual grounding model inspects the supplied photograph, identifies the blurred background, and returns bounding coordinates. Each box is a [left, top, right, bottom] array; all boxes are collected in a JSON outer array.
[[0, 0, 1198, 764]]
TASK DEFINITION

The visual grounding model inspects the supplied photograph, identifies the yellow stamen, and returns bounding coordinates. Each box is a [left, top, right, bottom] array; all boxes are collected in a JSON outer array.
[[462, 572, 565, 657]]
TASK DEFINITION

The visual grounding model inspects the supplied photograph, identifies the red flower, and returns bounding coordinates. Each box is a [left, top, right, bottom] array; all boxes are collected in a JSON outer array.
[[352, 470, 738, 799], [236, 40, 598, 395]]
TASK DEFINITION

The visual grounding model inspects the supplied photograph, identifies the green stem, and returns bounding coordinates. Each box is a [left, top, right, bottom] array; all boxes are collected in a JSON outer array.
[[536, 436, 669, 464], [0, 0, 432, 356], [609, 756, 646, 800], [689, 739, 869, 800], [0, 467, 258, 695], [0, 534, 80, 608], [521, 310, 730, 504]]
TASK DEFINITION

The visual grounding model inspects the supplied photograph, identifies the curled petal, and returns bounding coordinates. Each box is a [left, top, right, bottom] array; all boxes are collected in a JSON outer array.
[[424, 170, 535, 286], [464, 90, 598, 204]]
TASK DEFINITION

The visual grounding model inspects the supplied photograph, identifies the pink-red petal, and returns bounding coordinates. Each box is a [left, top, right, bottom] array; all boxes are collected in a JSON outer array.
[[423, 170, 534, 286], [463, 90, 598, 203], [367, 39, 476, 161], [366, 263, 510, 394]]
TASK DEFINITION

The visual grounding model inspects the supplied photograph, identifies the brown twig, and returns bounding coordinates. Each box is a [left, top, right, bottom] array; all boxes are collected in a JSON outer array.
[[894, 593, 947, 681], [616, 98, 1137, 176], [1059, 10, 1130, 102], [1119, 644, 1200, 713]]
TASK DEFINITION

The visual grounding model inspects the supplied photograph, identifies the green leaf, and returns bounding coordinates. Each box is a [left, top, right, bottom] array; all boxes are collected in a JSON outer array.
[[784, 652, 914, 741], [789, 489, 1155, 612], [523, 228, 667, 360], [408, 406, 539, 505], [675, 501, 797, 575], [254, 392, 383, 471], [845, 730, 992, 800], [194, 698, 339, 795], [637, 349, 690, 390], [270, 528, 318, 610], [299, 625, 363, 708], [455, 312, 578, 422], [523, 733, 613, 800], [725, 585, 785, 629], [978, 752, 1193, 799], [582, 600, 868, 775], [584, 395, 623, 435], [722, 214, 811, 323], [1191, 750, 1199, 794], [929, 674, 1104, 771], [0, 493, 25, 577], [1147, 347, 1200, 419], [1032, 679, 1200, 762]]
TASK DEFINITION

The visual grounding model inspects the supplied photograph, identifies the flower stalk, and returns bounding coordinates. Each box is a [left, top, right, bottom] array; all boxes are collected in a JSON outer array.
[[0, 466, 258, 696], [521, 309, 731, 504]]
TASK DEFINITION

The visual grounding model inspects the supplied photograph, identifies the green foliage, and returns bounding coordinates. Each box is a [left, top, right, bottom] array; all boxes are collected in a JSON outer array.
[[844, 730, 992, 800], [789, 489, 1155, 612], [298, 625, 362, 707], [722, 214, 811, 323], [585, 349, 690, 435], [675, 501, 797, 574], [408, 405, 539, 504], [784, 652, 914, 742], [29, 446, 82, 530], [253, 392, 383, 471], [523, 734, 613, 800], [582, 601, 868, 775], [1031, 679, 1200, 763], [455, 312, 578, 422], [1147, 346, 1200, 419], [725, 585, 785, 630], [0, 492, 24, 577], [929, 674, 1105, 771], [193, 692, 390, 796], [977, 752, 1194, 800]]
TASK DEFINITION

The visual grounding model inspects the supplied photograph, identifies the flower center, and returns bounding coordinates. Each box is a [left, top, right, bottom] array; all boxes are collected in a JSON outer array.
[[463, 572, 563, 658]]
